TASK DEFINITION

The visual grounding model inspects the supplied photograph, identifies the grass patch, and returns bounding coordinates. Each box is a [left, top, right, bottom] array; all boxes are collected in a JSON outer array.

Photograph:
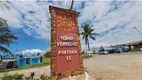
[[82, 55, 93, 59]]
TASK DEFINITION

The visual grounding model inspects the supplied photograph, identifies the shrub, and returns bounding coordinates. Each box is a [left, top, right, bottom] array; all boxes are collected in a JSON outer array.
[[0, 72, 50, 80], [30, 72, 35, 80], [25, 76, 30, 80], [40, 73, 50, 80], [35, 78, 40, 80], [0, 73, 11, 80], [11, 73, 24, 80], [0, 73, 24, 80]]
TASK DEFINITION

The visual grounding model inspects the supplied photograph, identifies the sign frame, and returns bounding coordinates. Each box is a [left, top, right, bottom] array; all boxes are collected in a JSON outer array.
[[49, 6, 84, 79]]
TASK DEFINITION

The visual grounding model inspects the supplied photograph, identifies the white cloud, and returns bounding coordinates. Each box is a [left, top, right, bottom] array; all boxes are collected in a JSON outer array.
[[0, 6, 23, 28], [22, 49, 46, 55], [79, 1, 142, 50], [1, 1, 142, 51], [0, 1, 51, 39]]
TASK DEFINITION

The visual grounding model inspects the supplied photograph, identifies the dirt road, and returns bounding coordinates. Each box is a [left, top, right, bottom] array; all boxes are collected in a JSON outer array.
[[84, 52, 142, 80]]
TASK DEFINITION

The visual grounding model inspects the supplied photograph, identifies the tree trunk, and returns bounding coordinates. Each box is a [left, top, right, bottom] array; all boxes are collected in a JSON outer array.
[[88, 39, 91, 56]]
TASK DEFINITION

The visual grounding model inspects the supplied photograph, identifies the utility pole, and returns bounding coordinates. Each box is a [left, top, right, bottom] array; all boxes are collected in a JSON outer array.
[[112, 35, 118, 46], [134, 27, 142, 51], [108, 42, 112, 47], [100, 40, 104, 47], [134, 27, 142, 40], [70, 0, 74, 10]]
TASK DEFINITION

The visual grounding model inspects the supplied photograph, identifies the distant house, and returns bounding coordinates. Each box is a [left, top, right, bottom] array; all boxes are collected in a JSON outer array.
[[116, 41, 142, 51]]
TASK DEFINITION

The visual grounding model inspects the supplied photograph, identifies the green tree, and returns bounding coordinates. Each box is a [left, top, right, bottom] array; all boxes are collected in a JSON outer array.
[[44, 51, 50, 57], [80, 24, 99, 56], [0, 18, 17, 56], [0, 1, 15, 57], [100, 46, 104, 51]]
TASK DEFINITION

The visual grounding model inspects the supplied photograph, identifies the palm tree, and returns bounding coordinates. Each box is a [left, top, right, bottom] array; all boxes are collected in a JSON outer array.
[[80, 24, 99, 56], [0, 18, 17, 57], [0, 1, 16, 58], [0, 1, 10, 10]]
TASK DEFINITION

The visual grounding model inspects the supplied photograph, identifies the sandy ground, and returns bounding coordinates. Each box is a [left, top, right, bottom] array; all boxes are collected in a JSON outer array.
[[84, 52, 142, 80], [1, 52, 142, 80]]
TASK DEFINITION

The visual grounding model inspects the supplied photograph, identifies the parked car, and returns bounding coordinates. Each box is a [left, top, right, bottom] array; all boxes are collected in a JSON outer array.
[[115, 46, 129, 52], [106, 48, 120, 53], [98, 50, 109, 55], [114, 48, 121, 53], [1, 59, 18, 69]]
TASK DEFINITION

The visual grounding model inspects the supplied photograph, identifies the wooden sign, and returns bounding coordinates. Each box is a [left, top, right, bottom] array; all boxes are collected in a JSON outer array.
[[49, 6, 84, 79]]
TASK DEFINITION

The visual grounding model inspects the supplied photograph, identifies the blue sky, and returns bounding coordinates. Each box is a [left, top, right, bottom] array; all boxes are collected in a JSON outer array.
[[0, 0, 142, 54]]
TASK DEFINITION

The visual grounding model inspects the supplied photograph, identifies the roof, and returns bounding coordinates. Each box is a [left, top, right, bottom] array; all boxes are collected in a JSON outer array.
[[2, 59, 17, 62], [118, 41, 142, 46], [49, 6, 80, 16]]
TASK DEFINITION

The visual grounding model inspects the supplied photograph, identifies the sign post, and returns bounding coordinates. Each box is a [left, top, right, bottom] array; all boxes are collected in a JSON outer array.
[[49, 6, 84, 79]]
